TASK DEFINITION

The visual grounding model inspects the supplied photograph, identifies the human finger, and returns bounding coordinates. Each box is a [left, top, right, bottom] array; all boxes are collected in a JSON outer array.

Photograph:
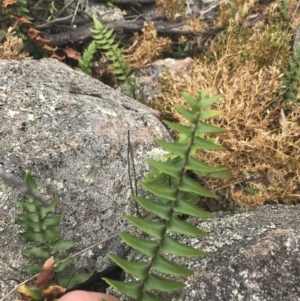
[[58, 290, 119, 301]]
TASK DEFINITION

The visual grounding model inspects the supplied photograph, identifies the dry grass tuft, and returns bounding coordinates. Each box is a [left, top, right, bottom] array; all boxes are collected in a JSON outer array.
[[288, 0, 300, 30], [123, 23, 172, 69], [0, 28, 31, 60], [151, 3, 300, 207], [156, 0, 187, 21]]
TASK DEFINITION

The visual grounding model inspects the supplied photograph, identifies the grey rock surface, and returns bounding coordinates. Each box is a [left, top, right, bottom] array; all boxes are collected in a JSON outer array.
[[130, 57, 193, 105], [85, 0, 124, 21], [0, 58, 170, 299], [294, 26, 300, 53], [108, 204, 300, 301]]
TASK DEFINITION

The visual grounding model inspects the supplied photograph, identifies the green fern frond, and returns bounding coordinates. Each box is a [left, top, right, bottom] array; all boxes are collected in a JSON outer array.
[[92, 15, 138, 97], [280, 44, 300, 102], [77, 15, 138, 98], [104, 91, 229, 300], [15, 170, 91, 289], [78, 40, 98, 75], [90, 16, 129, 80], [6, 0, 33, 21], [279, 0, 289, 20]]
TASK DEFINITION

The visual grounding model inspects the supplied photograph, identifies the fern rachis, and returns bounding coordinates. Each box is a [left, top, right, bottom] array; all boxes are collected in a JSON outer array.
[[104, 91, 229, 301]]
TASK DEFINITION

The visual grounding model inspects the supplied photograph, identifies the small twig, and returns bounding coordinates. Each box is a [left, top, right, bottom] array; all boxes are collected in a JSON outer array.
[[129, 137, 138, 198], [71, 1, 80, 27], [199, 0, 222, 20], [35, 15, 74, 29], [127, 130, 141, 217], [64, 257, 77, 290], [130, 9, 146, 21], [0, 233, 118, 301], [55, 0, 76, 18], [0, 274, 38, 301], [0, 16, 10, 23], [33, 0, 45, 9], [0, 168, 50, 207], [0, 276, 20, 284]]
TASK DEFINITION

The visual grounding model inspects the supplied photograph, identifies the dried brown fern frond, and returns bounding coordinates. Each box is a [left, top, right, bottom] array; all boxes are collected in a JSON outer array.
[[122, 22, 172, 69]]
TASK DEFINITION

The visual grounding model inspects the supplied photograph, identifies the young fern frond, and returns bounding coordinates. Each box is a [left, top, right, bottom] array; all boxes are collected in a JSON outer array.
[[15, 170, 91, 291], [279, 0, 289, 20], [78, 40, 97, 75], [281, 44, 300, 102], [78, 15, 138, 98], [104, 91, 229, 301], [4, 0, 33, 21]]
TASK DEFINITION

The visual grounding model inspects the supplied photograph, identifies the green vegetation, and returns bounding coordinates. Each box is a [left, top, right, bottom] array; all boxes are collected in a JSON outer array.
[[10, 91, 228, 301], [1, 0, 300, 299], [103, 91, 229, 300], [279, 0, 290, 20], [15, 170, 91, 298], [281, 44, 300, 102], [78, 16, 138, 98]]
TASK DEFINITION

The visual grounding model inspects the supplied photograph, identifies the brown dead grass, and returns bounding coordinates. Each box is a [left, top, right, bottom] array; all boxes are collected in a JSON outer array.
[[123, 22, 172, 69], [0, 28, 31, 60], [151, 1, 300, 207]]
